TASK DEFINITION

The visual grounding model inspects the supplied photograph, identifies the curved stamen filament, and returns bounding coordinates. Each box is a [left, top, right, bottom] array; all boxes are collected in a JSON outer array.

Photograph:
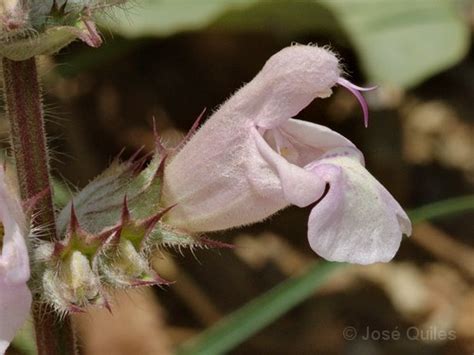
[[337, 77, 377, 128]]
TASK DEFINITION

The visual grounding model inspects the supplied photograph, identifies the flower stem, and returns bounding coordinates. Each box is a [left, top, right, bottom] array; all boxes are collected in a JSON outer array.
[[2, 57, 77, 355]]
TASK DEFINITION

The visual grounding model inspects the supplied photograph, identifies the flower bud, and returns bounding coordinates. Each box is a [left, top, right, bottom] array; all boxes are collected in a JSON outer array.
[[37, 205, 112, 313], [42, 250, 104, 313], [100, 238, 162, 287]]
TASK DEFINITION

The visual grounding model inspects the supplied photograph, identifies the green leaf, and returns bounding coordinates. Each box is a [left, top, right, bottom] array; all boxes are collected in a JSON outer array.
[[319, 0, 469, 88], [407, 194, 474, 224], [98, 0, 343, 41], [99, 0, 468, 88], [100, 0, 258, 38], [176, 194, 474, 355]]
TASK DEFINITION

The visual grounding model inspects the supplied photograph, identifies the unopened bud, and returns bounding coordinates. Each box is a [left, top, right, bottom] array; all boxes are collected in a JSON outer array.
[[42, 250, 104, 313]]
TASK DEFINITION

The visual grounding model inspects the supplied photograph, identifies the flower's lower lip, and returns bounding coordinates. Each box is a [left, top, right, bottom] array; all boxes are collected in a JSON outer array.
[[336, 77, 377, 128]]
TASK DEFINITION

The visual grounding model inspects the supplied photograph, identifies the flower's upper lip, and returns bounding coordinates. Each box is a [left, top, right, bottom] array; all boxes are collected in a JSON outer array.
[[255, 78, 376, 131], [337, 78, 377, 128]]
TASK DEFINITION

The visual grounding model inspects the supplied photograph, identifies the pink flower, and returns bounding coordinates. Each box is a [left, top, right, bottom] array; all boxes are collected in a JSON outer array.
[[162, 44, 411, 264], [0, 169, 31, 355]]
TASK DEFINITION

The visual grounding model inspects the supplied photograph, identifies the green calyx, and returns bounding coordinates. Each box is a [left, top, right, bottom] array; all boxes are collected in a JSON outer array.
[[38, 146, 213, 314], [36, 129, 233, 314]]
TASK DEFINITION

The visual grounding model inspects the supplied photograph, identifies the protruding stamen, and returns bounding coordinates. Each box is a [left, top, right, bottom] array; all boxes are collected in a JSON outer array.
[[337, 77, 377, 128]]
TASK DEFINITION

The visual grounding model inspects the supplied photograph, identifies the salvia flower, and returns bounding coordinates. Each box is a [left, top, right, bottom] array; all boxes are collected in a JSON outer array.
[[0, 168, 31, 355], [162, 44, 412, 265]]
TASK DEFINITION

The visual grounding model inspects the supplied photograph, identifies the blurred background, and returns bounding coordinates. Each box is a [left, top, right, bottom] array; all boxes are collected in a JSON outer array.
[[3, 0, 474, 354]]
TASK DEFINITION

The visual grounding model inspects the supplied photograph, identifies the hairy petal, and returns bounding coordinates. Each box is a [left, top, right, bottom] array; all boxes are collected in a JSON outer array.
[[306, 156, 411, 264], [163, 125, 288, 232], [252, 127, 326, 207], [162, 44, 410, 264], [163, 45, 342, 231]]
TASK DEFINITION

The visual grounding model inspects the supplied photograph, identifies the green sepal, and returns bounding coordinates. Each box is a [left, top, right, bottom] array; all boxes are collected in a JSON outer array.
[[53, 204, 115, 261]]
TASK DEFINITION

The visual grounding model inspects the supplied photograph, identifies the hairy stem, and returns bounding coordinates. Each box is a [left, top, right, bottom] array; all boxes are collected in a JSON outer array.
[[2, 57, 77, 355]]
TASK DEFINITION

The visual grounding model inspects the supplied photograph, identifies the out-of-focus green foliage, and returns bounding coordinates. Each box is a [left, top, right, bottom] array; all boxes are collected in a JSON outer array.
[[11, 320, 36, 355], [409, 195, 474, 224], [99, 0, 469, 88], [320, 0, 469, 88]]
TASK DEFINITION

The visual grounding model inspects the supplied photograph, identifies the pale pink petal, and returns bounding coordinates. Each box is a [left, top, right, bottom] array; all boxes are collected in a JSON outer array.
[[252, 45, 340, 129], [0, 170, 31, 354], [0, 175, 29, 283], [280, 119, 364, 165], [163, 45, 342, 232], [162, 122, 289, 232], [163, 42, 411, 263], [0, 282, 32, 354], [282, 119, 357, 152], [306, 156, 411, 264], [252, 127, 326, 207], [0, 225, 29, 284]]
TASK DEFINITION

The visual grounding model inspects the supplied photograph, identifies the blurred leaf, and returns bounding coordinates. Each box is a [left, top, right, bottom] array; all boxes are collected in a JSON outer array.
[[319, 0, 469, 87], [52, 178, 73, 209], [99, 0, 469, 88], [99, 0, 341, 39], [176, 194, 474, 355], [100, 0, 257, 37], [11, 319, 36, 355], [408, 194, 474, 224]]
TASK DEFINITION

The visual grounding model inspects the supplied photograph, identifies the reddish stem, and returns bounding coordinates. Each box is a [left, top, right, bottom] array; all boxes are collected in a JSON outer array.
[[2, 57, 77, 355]]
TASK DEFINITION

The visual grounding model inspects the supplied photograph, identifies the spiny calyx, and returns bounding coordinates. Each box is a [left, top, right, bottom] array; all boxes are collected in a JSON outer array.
[[39, 199, 172, 314], [38, 145, 229, 314]]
